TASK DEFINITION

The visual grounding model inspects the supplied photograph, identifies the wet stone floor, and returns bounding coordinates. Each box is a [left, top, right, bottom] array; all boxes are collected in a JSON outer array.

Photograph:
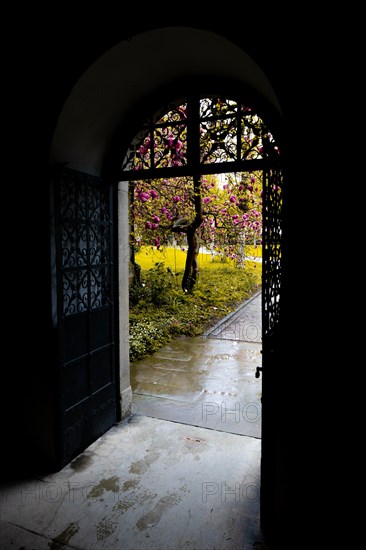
[[132, 292, 262, 438], [0, 292, 264, 550]]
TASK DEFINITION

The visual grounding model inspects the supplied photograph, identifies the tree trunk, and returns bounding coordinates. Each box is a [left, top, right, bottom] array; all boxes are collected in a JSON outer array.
[[182, 229, 200, 292], [129, 245, 141, 287], [181, 175, 202, 292], [170, 176, 203, 292]]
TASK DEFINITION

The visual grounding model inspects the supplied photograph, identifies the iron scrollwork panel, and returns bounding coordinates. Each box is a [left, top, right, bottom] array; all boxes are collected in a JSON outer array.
[[262, 168, 283, 342], [56, 169, 113, 318]]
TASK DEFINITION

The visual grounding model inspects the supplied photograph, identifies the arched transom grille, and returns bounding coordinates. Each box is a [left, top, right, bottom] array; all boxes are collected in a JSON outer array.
[[121, 96, 280, 180]]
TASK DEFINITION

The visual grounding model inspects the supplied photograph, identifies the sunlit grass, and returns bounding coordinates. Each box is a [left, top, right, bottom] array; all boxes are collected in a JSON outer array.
[[135, 245, 262, 274], [135, 246, 194, 272]]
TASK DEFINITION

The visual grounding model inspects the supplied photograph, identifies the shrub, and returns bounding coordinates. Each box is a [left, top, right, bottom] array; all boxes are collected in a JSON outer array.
[[129, 319, 170, 362]]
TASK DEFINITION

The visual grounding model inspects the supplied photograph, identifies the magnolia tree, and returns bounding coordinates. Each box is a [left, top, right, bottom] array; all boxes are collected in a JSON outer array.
[[131, 174, 202, 292], [127, 97, 270, 292], [130, 171, 262, 291]]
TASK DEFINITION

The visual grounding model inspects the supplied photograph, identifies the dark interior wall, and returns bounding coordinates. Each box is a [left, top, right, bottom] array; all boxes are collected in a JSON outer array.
[[3, 12, 337, 548]]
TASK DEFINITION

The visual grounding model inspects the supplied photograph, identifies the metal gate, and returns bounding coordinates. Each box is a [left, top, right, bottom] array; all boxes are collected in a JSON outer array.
[[52, 167, 117, 467], [260, 165, 284, 537]]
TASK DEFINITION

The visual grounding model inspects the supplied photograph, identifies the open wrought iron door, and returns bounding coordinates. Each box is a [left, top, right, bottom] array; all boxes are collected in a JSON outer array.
[[52, 167, 117, 468], [260, 166, 284, 537]]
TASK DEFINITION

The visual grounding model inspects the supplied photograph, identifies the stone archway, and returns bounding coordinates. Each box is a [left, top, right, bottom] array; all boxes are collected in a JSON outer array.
[[51, 25, 282, 416], [50, 30, 284, 542]]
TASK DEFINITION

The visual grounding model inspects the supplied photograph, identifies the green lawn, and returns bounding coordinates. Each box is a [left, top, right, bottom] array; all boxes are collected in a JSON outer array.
[[130, 246, 262, 362]]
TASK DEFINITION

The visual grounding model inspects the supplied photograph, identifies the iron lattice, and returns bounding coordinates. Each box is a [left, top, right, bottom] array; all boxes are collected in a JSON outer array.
[[121, 97, 278, 179], [262, 168, 283, 340], [55, 168, 113, 317]]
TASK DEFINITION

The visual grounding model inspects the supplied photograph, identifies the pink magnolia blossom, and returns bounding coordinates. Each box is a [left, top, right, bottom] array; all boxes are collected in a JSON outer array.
[[173, 195, 181, 203], [167, 133, 174, 147], [138, 192, 150, 202], [150, 189, 158, 198], [139, 136, 151, 156], [230, 196, 237, 203], [203, 197, 211, 204]]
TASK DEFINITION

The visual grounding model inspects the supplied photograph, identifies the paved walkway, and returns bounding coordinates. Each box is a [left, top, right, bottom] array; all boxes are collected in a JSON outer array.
[[204, 291, 261, 342], [132, 292, 262, 438]]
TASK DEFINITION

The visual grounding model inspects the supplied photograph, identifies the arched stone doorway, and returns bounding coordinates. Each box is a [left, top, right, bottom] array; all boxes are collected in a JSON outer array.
[[50, 26, 284, 540]]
